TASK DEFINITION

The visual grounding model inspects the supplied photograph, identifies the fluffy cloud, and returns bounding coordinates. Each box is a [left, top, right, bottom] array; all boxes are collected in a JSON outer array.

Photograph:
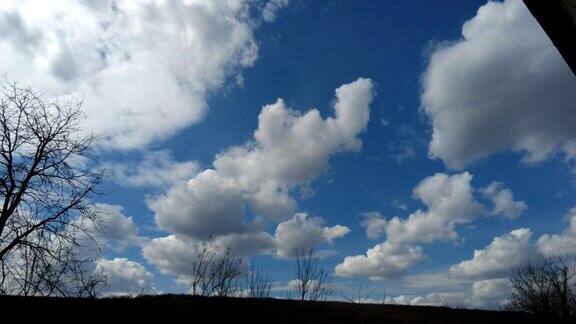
[[144, 78, 372, 282], [537, 207, 576, 256], [481, 182, 527, 219], [263, 0, 289, 22], [143, 236, 197, 280], [95, 258, 156, 296], [451, 206, 576, 284], [385, 292, 470, 307], [142, 235, 199, 278], [384, 278, 509, 309], [384, 172, 483, 244], [148, 170, 255, 239], [213, 78, 373, 219], [360, 212, 387, 240], [142, 234, 266, 281], [422, 0, 576, 169], [449, 228, 534, 280], [335, 241, 424, 280], [431, 207, 576, 308], [108, 150, 199, 189], [143, 213, 348, 279], [472, 279, 509, 307], [338, 172, 527, 279], [149, 78, 373, 239], [274, 213, 350, 258], [0, 0, 283, 149], [77, 203, 144, 253], [212, 232, 277, 256]]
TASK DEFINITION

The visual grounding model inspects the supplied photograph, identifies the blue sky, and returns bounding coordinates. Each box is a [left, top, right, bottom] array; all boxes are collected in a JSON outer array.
[[1, 0, 576, 308]]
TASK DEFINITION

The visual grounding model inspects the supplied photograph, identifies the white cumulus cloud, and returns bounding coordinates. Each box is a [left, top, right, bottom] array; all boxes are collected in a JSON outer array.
[[384, 172, 483, 244], [385, 278, 509, 309], [274, 213, 350, 258], [449, 228, 534, 280], [148, 169, 257, 239], [337, 172, 525, 279], [481, 181, 527, 219], [149, 78, 373, 239], [142, 235, 198, 279], [143, 78, 373, 283], [0, 0, 282, 149], [335, 241, 424, 280], [421, 0, 576, 169], [360, 212, 387, 240], [95, 258, 156, 296], [537, 207, 576, 257], [78, 203, 145, 253], [385, 292, 470, 307], [472, 278, 509, 307], [143, 213, 350, 279]]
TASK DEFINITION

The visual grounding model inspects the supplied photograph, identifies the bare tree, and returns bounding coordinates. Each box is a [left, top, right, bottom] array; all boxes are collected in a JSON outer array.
[[244, 264, 272, 298], [506, 256, 576, 319], [189, 238, 242, 297], [0, 79, 104, 296], [293, 248, 334, 302], [211, 246, 242, 296], [0, 229, 106, 297], [189, 239, 216, 296], [340, 281, 377, 303], [381, 287, 387, 304]]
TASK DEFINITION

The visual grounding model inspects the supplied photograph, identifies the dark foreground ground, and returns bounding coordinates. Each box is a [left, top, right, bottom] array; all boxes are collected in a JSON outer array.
[[0, 294, 547, 323]]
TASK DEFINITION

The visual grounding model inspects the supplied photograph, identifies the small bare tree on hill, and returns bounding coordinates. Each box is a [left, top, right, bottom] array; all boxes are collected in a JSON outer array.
[[189, 238, 242, 297], [506, 256, 576, 319], [293, 247, 334, 302], [244, 264, 272, 298], [340, 281, 377, 304]]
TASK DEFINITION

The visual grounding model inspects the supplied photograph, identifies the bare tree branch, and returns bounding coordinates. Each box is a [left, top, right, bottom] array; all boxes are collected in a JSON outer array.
[[244, 264, 272, 299], [293, 247, 334, 302], [188, 238, 242, 297], [0, 78, 105, 296], [506, 256, 576, 319], [340, 281, 377, 304]]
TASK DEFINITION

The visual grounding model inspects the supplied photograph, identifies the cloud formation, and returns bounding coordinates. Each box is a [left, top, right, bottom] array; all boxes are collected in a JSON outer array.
[[108, 150, 199, 189], [95, 258, 156, 296], [335, 241, 424, 279], [78, 203, 145, 253], [481, 182, 527, 219], [142, 235, 199, 278], [449, 228, 534, 280], [537, 207, 576, 257], [274, 213, 350, 258], [471, 279, 509, 307], [385, 278, 509, 309], [143, 212, 350, 280], [263, 0, 289, 22], [0, 0, 280, 149], [337, 172, 525, 279], [444, 206, 576, 307], [383, 172, 483, 244], [149, 78, 373, 239], [144, 79, 372, 280], [149, 169, 254, 239], [421, 0, 576, 169], [336, 172, 480, 279], [385, 292, 470, 307], [360, 212, 387, 240]]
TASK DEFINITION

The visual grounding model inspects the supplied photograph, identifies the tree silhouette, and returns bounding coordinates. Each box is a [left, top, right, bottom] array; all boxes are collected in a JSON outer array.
[[0, 79, 104, 296]]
